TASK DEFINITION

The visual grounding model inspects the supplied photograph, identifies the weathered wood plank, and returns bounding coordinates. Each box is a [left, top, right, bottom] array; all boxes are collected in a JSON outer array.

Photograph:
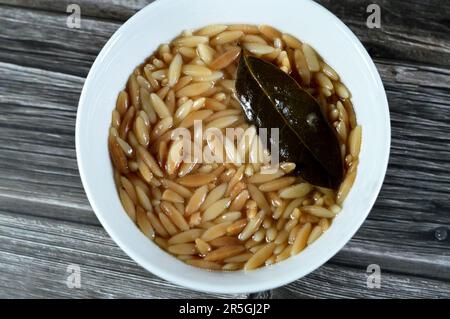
[[0, 5, 119, 76], [1, 0, 448, 68], [0, 0, 151, 20], [272, 263, 450, 299], [1, 210, 448, 299], [320, 0, 450, 68], [0, 62, 96, 224], [336, 218, 450, 280], [0, 211, 247, 298], [1, 2, 448, 79]]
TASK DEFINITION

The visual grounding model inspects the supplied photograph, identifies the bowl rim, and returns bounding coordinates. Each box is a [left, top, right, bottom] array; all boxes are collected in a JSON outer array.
[[76, 0, 391, 294]]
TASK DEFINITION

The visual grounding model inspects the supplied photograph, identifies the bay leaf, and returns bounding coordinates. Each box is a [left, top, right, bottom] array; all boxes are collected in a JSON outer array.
[[235, 54, 343, 189]]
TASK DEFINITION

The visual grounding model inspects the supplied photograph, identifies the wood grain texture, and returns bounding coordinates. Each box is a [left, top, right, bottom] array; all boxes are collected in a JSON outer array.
[[0, 5, 119, 76], [272, 263, 450, 299], [0, 0, 449, 298], [0, 0, 151, 21], [1, 0, 448, 68], [0, 211, 247, 298], [0, 210, 448, 299]]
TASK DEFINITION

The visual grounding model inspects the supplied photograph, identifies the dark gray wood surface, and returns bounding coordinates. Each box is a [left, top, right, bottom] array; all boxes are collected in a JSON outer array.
[[0, 0, 449, 299]]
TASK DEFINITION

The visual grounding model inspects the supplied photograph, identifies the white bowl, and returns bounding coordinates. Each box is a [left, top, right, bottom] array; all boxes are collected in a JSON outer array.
[[76, 0, 390, 294]]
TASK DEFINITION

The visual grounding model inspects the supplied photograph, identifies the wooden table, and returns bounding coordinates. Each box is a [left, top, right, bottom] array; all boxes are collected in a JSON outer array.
[[0, 0, 449, 299]]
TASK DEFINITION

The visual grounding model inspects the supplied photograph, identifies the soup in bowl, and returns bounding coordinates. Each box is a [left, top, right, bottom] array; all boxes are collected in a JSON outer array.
[[76, 0, 390, 293]]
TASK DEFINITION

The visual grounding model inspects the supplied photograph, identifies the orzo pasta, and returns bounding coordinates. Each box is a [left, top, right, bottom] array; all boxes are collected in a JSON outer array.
[[108, 24, 361, 271]]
